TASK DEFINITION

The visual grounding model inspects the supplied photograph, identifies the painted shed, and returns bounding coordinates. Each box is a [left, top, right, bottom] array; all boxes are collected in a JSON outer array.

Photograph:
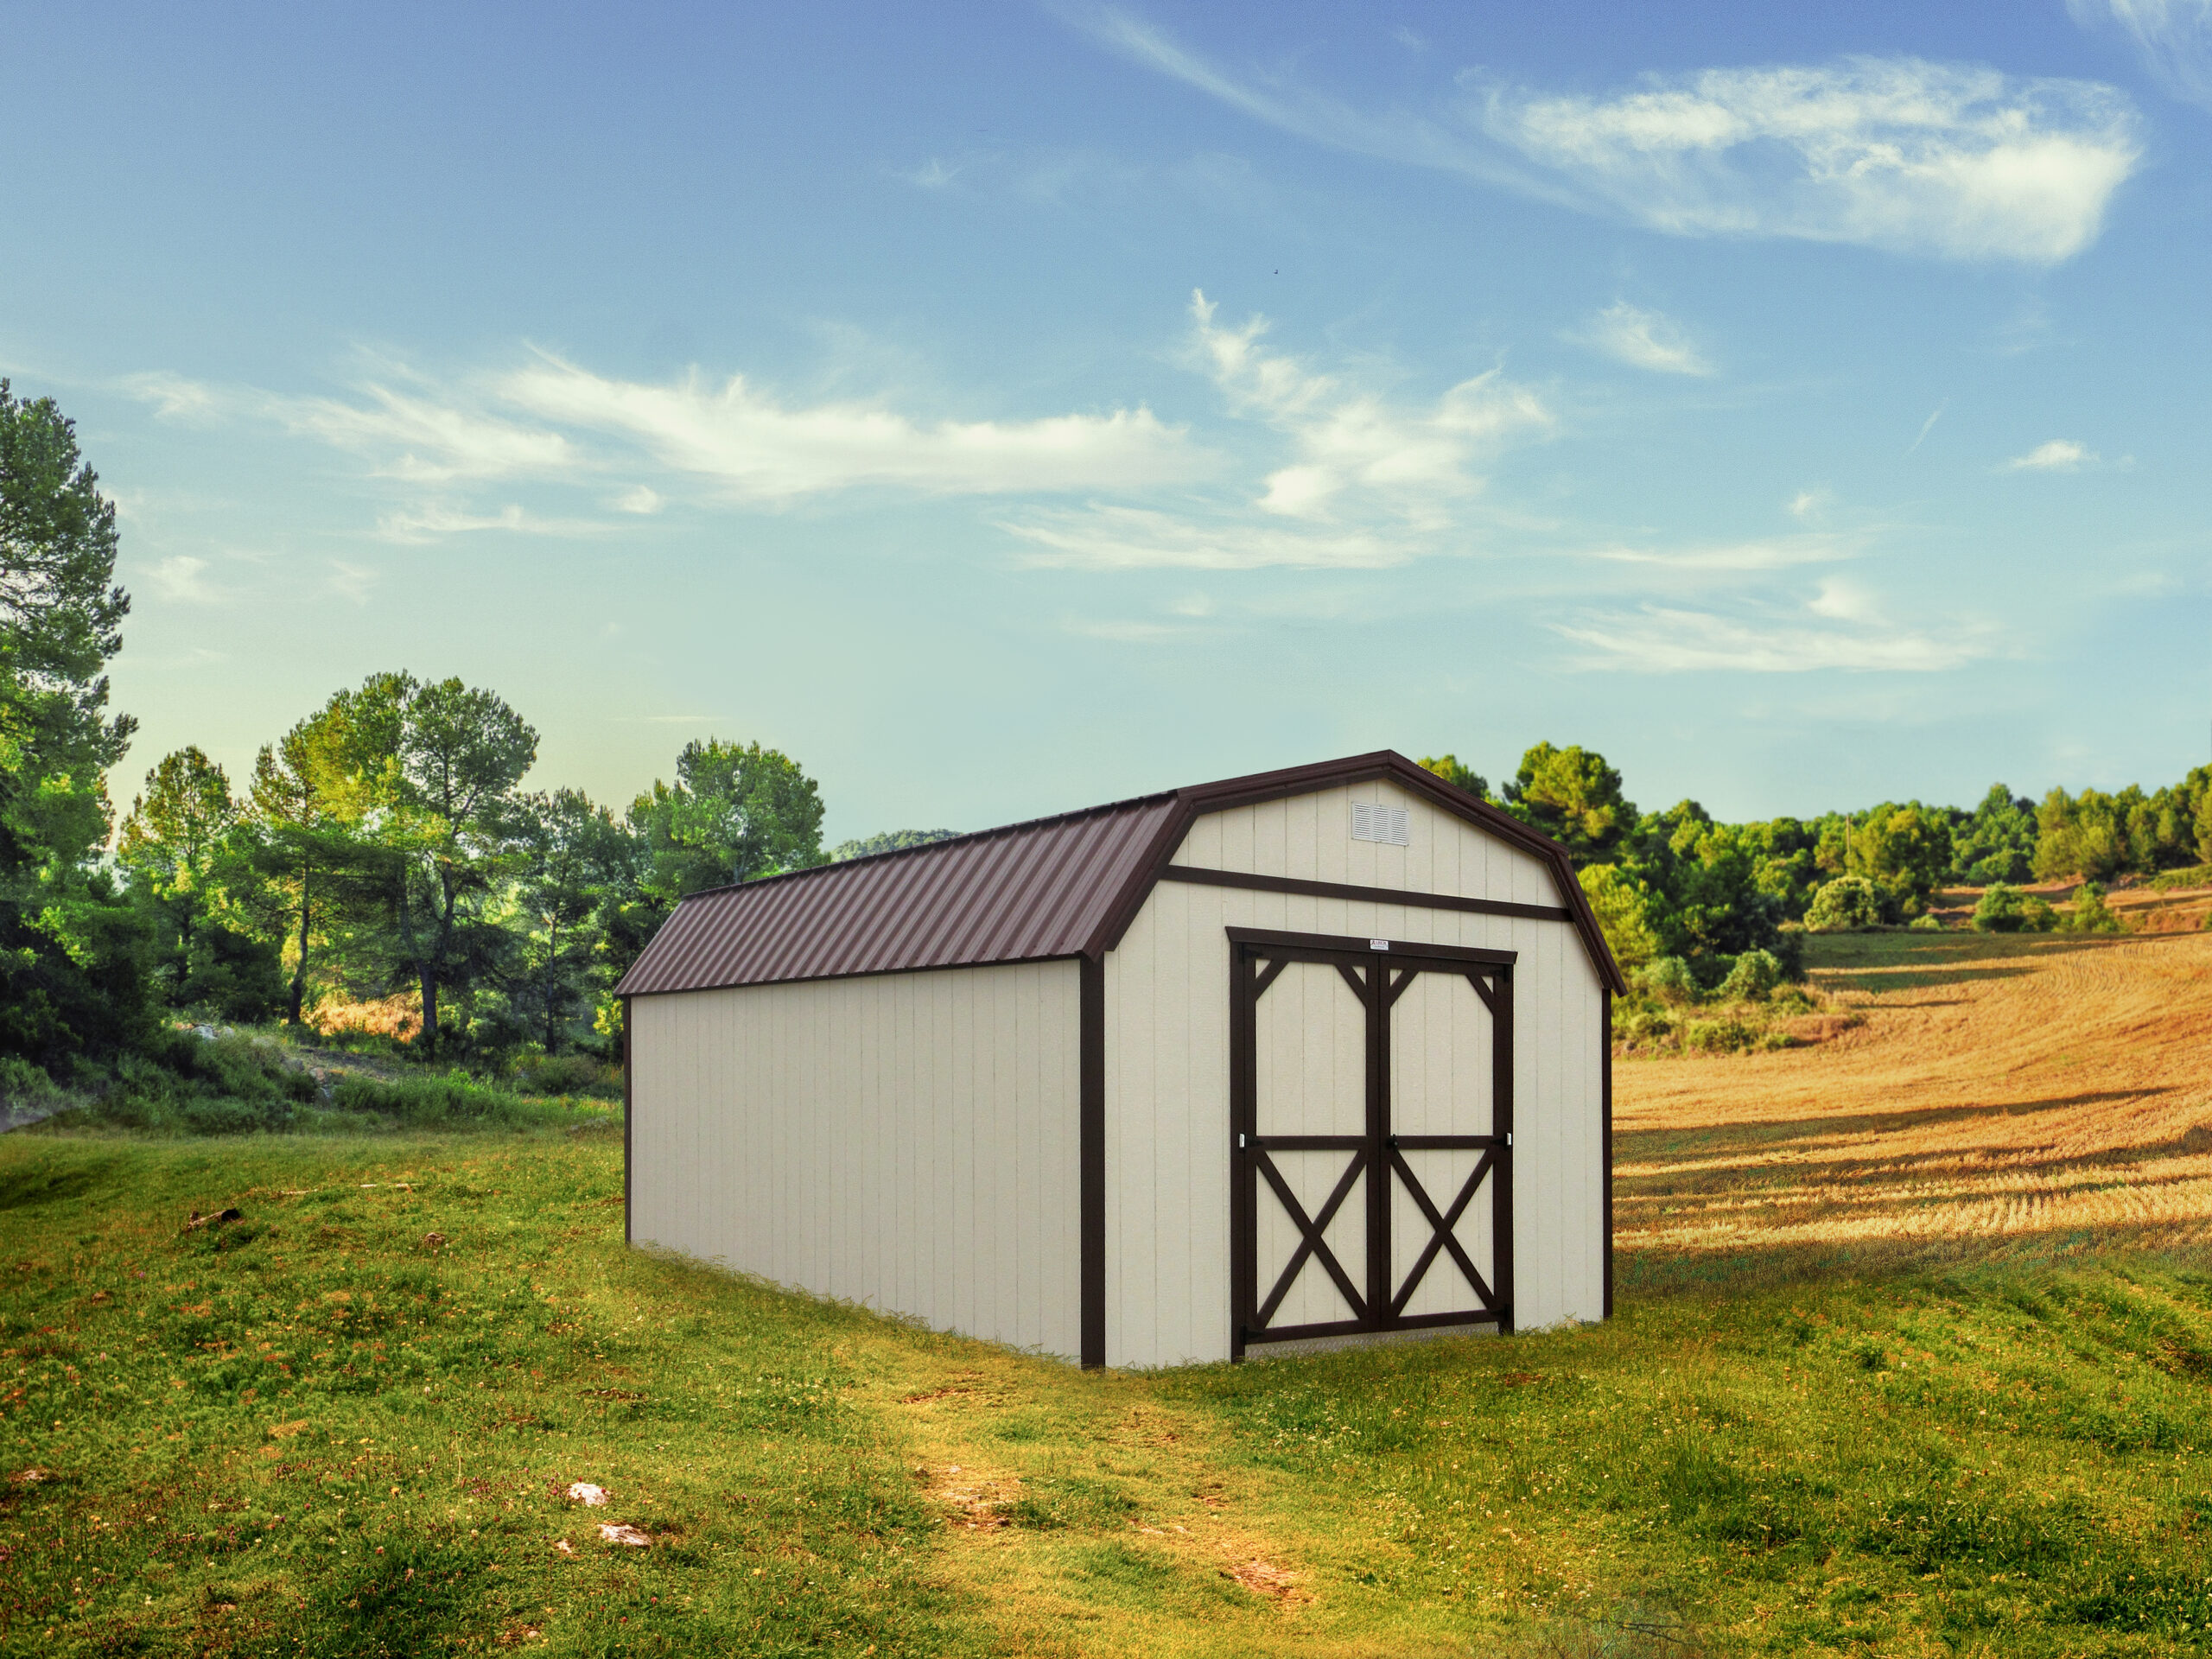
[[615, 751, 1624, 1369]]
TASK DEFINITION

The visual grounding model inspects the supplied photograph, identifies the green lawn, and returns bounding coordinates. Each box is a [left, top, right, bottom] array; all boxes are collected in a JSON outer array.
[[3, 1126, 2209, 1656]]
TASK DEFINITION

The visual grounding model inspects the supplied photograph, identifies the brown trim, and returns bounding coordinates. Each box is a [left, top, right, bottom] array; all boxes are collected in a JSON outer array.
[[621, 995, 633, 1248], [1226, 925, 1516, 969], [1602, 986, 1614, 1321], [1160, 862, 1574, 922], [1079, 955, 1105, 1370]]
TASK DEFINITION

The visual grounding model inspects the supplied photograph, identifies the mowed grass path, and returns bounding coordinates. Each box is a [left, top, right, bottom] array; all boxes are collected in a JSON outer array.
[[4, 972, 2212, 1657]]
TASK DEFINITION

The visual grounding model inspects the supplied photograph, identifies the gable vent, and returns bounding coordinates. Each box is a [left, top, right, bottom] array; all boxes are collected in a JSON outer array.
[[1350, 802, 1410, 847]]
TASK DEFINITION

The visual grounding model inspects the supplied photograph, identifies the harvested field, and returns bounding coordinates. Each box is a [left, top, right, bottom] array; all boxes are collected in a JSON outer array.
[[1616, 928, 2212, 1292]]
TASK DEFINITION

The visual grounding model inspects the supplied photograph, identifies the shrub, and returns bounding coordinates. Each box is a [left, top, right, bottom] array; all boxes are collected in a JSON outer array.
[[1681, 1018, 1758, 1053], [328, 1071, 577, 1130], [2064, 881, 2124, 934], [512, 1051, 620, 1099], [1974, 883, 2044, 933], [1909, 913, 1943, 931], [1804, 875, 1885, 932], [1716, 949, 1782, 1002], [1633, 957, 1700, 1005]]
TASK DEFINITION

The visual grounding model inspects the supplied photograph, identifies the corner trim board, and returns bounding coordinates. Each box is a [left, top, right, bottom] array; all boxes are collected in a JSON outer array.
[[1161, 862, 1573, 923], [1602, 986, 1614, 1320], [621, 994, 634, 1248], [1079, 954, 1106, 1370]]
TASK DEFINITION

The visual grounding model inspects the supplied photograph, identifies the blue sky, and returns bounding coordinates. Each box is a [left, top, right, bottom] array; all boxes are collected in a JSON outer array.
[[4, 1, 2209, 839]]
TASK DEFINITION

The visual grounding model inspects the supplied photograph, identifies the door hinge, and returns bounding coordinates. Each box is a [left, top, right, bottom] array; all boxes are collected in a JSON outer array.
[[1237, 1132, 1248, 1150], [1505, 1132, 1514, 1147]]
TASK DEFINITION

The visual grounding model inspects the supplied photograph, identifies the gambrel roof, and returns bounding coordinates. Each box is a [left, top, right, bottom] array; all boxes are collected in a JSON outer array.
[[615, 751, 1626, 997]]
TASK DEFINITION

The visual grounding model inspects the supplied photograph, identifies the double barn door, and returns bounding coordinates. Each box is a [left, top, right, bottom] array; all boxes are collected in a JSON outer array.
[[1230, 927, 1514, 1357]]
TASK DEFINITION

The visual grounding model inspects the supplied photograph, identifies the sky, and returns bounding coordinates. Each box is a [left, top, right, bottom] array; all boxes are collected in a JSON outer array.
[[4, 1, 2209, 840]]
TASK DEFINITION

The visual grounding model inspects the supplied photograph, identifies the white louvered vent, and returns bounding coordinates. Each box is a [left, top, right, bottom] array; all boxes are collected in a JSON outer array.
[[1350, 802, 1410, 847]]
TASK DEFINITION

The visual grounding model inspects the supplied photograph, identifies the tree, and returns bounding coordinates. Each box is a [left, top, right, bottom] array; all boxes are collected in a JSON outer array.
[[1503, 742, 1633, 866], [1951, 785, 2037, 885], [1805, 875, 1884, 932], [828, 828, 958, 861], [628, 738, 825, 908], [0, 382, 146, 1070], [511, 788, 626, 1052], [118, 746, 238, 1001], [1847, 803, 1953, 917], [1417, 754, 1489, 801], [383, 678, 540, 1054], [1577, 863, 1660, 971]]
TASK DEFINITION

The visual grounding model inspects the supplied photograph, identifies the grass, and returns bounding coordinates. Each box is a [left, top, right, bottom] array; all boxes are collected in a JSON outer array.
[[3, 930, 2210, 1655]]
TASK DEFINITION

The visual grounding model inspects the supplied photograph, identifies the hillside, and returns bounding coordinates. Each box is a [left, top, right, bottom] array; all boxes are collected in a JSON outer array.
[[1618, 929, 2212, 1293], [2, 933, 2210, 1655]]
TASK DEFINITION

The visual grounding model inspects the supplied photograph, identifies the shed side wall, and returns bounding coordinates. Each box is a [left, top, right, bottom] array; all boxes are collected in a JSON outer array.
[[630, 959, 1083, 1361], [1104, 779, 1605, 1369]]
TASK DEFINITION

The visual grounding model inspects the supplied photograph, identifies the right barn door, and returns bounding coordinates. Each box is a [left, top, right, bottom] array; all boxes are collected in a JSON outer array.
[[1383, 957, 1512, 1332]]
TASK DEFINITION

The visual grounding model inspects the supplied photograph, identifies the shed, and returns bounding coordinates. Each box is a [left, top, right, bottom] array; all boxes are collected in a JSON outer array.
[[615, 751, 1624, 1368]]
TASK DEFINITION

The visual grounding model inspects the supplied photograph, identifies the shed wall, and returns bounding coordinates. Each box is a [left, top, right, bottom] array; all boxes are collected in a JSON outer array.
[[630, 960, 1084, 1361], [1103, 779, 1605, 1368]]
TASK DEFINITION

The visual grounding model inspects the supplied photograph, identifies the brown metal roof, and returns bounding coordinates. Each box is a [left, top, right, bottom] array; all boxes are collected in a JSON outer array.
[[616, 751, 1626, 997]]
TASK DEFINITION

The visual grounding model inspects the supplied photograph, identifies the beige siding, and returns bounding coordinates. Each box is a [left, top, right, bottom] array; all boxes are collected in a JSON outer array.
[[1104, 778, 1606, 1368], [630, 960, 1083, 1361]]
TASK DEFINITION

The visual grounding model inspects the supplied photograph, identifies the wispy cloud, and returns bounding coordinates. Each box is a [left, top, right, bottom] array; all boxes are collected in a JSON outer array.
[[1572, 302, 1713, 376], [2003, 438, 2097, 472], [149, 555, 217, 603], [1079, 11, 2141, 263], [374, 503, 613, 543], [1591, 533, 1852, 571], [327, 561, 377, 604], [1907, 402, 1947, 452], [2070, 0, 2212, 110], [1554, 594, 1994, 672], [494, 353, 1196, 503], [1001, 291, 1552, 570]]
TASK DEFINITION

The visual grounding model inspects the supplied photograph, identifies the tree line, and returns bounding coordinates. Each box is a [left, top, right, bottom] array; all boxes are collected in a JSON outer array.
[[5, 381, 2209, 1090], [1420, 744, 2212, 981]]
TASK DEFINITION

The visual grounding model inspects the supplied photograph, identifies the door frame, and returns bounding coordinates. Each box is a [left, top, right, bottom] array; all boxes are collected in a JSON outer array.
[[1228, 925, 1516, 1359]]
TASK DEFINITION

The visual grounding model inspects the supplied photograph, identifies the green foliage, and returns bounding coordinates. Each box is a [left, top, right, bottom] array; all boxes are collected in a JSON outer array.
[[1415, 753, 1488, 801], [2063, 880, 2124, 935], [1633, 956, 1699, 1004], [1804, 874, 1885, 932], [628, 736, 826, 907], [1973, 883, 2057, 934], [829, 828, 959, 861], [1845, 802, 1952, 916], [1503, 742, 1634, 865], [0, 382, 149, 1074], [326, 1070, 575, 1129], [1717, 948, 1782, 1001], [1908, 912, 1943, 931], [1951, 784, 2037, 884], [93, 1030, 314, 1135], [1576, 863, 1660, 971]]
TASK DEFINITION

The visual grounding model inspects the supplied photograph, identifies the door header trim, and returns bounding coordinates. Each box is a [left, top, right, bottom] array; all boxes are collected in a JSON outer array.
[[1227, 925, 1517, 969]]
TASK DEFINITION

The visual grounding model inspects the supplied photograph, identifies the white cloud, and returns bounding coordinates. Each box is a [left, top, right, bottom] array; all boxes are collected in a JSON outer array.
[[1554, 601, 1993, 672], [1191, 289, 1549, 522], [493, 353, 1196, 503], [2003, 438, 2096, 471], [374, 503, 612, 543], [1908, 403, 1947, 452], [614, 485, 664, 515], [1573, 302, 1713, 375], [1592, 533, 1852, 571], [2070, 0, 2212, 110], [120, 372, 220, 423], [1081, 12, 2140, 263], [1786, 488, 1833, 522], [149, 555, 216, 603], [327, 561, 376, 604], [998, 292, 1552, 571], [1003, 504, 1407, 570]]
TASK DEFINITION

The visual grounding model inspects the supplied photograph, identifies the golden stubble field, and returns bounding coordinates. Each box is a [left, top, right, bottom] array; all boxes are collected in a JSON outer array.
[[1614, 928, 2212, 1288]]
